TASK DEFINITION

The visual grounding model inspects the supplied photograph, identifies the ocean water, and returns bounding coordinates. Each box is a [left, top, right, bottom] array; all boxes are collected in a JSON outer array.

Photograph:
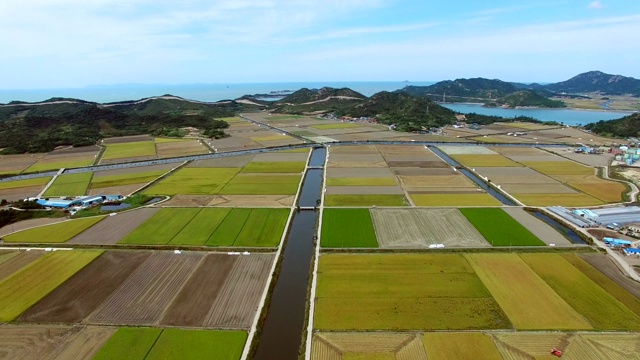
[[442, 103, 634, 126], [0, 81, 434, 104]]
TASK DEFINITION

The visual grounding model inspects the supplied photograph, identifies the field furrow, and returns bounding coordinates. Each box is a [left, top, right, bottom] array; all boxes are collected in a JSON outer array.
[[87, 252, 203, 325]]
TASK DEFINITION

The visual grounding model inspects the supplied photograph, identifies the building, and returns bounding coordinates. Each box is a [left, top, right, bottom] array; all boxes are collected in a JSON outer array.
[[35, 195, 123, 209]]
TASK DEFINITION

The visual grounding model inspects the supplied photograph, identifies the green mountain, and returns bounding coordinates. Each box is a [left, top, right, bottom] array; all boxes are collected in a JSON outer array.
[[489, 90, 566, 108], [268, 87, 366, 114], [399, 78, 519, 102], [544, 71, 640, 96], [0, 96, 243, 154], [584, 113, 640, 138]]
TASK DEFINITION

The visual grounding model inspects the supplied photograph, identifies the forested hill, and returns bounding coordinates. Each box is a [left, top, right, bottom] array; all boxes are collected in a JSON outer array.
[[489, 90, 565, 108], [584, 113, 640, 138], [542, 71, 640, 96], [0, 97, 248, 154], [278, 87, 366, 104], [399, 78, 519, 102]]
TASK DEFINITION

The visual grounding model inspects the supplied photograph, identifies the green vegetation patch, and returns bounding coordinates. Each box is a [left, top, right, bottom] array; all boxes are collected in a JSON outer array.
[[219, 174, 300, 195], [102, 141, 156, 160], [206, 209, 252, 246], [145, 167, 240, 195], [26, 157, 95, 172], [0, 250, 102, 321], [145, 329, 247, 360], [465, 253, 592, 330], [154, 137, 190, 143], [233, 208, 289, 247], [324, 195, 408, 207], [4, 216, 105, 243], [0, 177, 51, 190], [422, 333, 502, 360], [169, 208, 231, 246], [521, 253, 640, 330], [93, 327, 162, 360], [241, 161, 306, 173], [119, 208, 201, 245], [315, 254, 510, 330], [312, 123, 361, 130], [459, 208, 545, 246], [321, 209, 378, 248], [43, 172, 93, 196], [326, 177, 397, 186], [90, 170, 166, 189]]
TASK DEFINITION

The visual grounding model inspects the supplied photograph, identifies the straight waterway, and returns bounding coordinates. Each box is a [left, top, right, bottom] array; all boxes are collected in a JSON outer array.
[[253, 148, 326, 360]]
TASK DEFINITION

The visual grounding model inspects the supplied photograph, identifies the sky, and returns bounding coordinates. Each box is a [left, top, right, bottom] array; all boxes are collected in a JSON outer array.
[[1, 0, 640, 88]]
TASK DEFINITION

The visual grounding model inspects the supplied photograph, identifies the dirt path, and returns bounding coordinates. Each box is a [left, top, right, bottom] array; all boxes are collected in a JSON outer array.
[[502, 208, 572, 246]]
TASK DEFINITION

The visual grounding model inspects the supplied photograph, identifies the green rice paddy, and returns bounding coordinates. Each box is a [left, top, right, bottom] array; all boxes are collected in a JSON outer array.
[[0, 177, 51, 190], [241, 161, 306, 173], [321, 209, 378, 247], [102, 141, 156, 160], [324, 195, 408, 207], [459, 208, 545, 246], [3, 216, 105, 243], [90, 170, 167, 189], [43, 172, 93, 196]]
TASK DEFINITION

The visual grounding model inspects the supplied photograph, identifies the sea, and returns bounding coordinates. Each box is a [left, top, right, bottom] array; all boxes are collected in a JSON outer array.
[[0, 82, 633, 126]]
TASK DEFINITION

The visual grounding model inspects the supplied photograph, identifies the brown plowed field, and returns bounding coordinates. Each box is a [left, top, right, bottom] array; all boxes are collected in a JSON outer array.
[[19, 251, 152, 323], [87, 184, 144, 196], [188, 155, 255, 168], [0, 251, 45, 281], [68, 208, 160, 245], [161, 254, 238, 327], [207, 195, 295, 207], [0, 217, 66, 237], [87, 252, 203, 325], [580, 253, 640, 298], [92, 163, 175, 177], [203, 254, 274, 329], [326, 168, 395, 178], [102, 135, 153, 144], [161, 194, 216, 207], [0, 154, 40, 173], [325, 186, 405, 195], [156, 141, 207, 157], [52, 326, 116, 360], [377, 145, 430, 155], [0, 325, 79, 359], [47, 145, 101, 156], [371, 208, 489, 248], [0, 185, 47, 201], [100, 155, 157, 165]]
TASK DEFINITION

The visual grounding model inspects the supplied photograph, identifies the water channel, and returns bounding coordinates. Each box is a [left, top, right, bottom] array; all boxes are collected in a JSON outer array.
[[253, 147, 326, 360], [530, 211, 587, 245]]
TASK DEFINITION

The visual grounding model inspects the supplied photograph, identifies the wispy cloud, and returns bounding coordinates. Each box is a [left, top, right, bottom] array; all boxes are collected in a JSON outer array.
[[588, 1, 604, 9]]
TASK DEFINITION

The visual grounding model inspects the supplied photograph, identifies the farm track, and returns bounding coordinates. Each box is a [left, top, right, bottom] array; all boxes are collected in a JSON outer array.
[[204, 254, 274, 329], [18, 251, 152, 323], [0, 251, 45, 281], [68, 208, 160, 245], [87, 252, 203, 325], [160, 254, 237, 327]]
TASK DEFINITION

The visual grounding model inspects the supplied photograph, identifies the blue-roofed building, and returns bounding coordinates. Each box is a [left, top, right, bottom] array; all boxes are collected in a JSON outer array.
[[36, 199, 74, 208]]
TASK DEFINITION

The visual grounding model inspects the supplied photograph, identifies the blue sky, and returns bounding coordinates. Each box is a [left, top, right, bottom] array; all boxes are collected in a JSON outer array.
[[1, 0, 639, 88]]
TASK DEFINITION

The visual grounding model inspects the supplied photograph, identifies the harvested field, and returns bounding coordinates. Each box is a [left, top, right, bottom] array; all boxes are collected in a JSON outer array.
[[87, 184, 145, 196], [92, 327, 162, 360], [542, 147, 613, 167], [315, 254, 510, 330], [0, 325, 80, 359], [145, 167, 240, 195], [513, 193, 603, 206], [501, 208, 572, 246], [439, 145, 497, 155], [522, 161, 595, 175], [145, 329, 247, 360], [327, 161, 387, 168], [423, 332, 502, 360], [329, 145, 379, 153], [386, 160, 448, 167], [501, 183, 578, 194], [391, 167, 454, 176], [188, 155, 255, 168], [465, 253, 592, 330], [492, 332, 575, 360], [324, 194, 408, 207], [253, 152, 309, 162], [156, 139, 207, 157], [330, 154, 385, 163], [88, 252, 203, 325], [312, 332, 427, 360], [3, 216, 105, 243], [459, 208, 545, 246], [397, 175, 472, 187], [377, 145, 431, 155], [202, 254, 274, 328], [52, 325, 116, 360], [0, 176, 51, 190], [326, 168, 395, 178], [321, 209, 378, 248], [0, 250, 103, 321], [43, 172, 92, 196], [69, 208, 159, 245], [474, 167, 558, 184], [102, 140, 156, 160], [452, 154, 522, 167], [579, 253, 640, 299], [161, 194, 215, 207], [521, 253, 640, 330], [0, 251, 44, 282], [325, 186, 405, 195], [102, 135, 153, 144], [119, 208, 201, 245], [313, 123, 362, 130], [0, 185, 47, 201], [0, 217, 66, 237], [371, 208, 489, 248], [411, 193, 501, 206], [326, 177, 397, 186], [0, 154, 40, 174], [206, 194, 294, 207], [19, 251, 152, 323]]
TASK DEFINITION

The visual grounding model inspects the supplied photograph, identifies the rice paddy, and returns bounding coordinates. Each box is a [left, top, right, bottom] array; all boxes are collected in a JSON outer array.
[[410, 193, 502, 206], [324, 194, 408, 206], [3, 216, 106, 243], [102, 141, 156, 160], [43, 172, 93, 196], [459, 208, 545, 246], [321, 209, 378, 247]]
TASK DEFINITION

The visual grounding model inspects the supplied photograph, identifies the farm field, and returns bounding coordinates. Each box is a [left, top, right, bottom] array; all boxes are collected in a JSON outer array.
[[0, 176, 52, 201], [0, 250, 102, 321], [22, 145, 100, 173], [68, 208, 159, 245], [145, 167, 240, 195], [465, 253, 592, 330], [321, 209, 378, 247], [120, 208, 288, 247], [241, 161, 306, 173], [3, 216, 105, 243], [370, 208, 489, 248], [501, 208, 572, 246], [92, 327, 162, 360], [314, 254, 511, 330], [0, 251, 45, 282], [0, 153, 42, 174], [459, 208, 545, 246], [155, 138, 208, 157], [42, 172, 93, 196], [324, 194, 408, 206], [451, 154, 522, 167], [410, 193, 501, 206], [101, 140, 156, 161], [89, 169, 167, 189]]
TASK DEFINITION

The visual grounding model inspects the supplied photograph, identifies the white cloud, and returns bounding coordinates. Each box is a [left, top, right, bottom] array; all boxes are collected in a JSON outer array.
[[589, 1, 604, 9]]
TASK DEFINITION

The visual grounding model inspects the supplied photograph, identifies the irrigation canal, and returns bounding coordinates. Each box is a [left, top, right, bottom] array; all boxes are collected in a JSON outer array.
[[253, 148, 326, 360]]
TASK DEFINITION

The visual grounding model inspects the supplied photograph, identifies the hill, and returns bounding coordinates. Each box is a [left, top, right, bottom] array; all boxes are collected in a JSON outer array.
[[489, 90, 566, 108], [544, 71, 640, 96], [399, 78, 519, 103], [584, 113, 640, 138], [0, 97, 245, 154], [268, 87, 366, 114]]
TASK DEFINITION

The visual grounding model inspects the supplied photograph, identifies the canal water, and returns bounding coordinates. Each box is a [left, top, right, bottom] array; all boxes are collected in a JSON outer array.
[[429, 146, 516, 206], [253, 147, 325, 360], [530, 211, 587, 245]]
